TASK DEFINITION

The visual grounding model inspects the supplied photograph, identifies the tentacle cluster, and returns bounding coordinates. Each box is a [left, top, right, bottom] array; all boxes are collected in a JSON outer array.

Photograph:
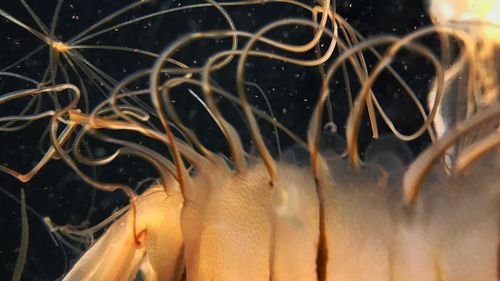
[[0, 0, 498, 280]]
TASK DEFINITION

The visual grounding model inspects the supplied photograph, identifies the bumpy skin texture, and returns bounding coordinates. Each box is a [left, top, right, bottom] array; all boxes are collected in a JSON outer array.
[[317, 158, 393, 281], [181, 157, 274, 281], [64, 154, 499, 281], [181, 156, 319, 281]]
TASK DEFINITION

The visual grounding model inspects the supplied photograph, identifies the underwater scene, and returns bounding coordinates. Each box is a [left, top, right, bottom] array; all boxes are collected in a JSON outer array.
[[0, 0, 498, 280]]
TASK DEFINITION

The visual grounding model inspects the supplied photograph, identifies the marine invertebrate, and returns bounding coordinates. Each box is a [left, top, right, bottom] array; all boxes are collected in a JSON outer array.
[[0, 0, 498, 280]]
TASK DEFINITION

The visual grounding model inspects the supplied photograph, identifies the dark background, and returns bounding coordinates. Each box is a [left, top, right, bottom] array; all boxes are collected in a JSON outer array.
[[0, 0, 434, 280]]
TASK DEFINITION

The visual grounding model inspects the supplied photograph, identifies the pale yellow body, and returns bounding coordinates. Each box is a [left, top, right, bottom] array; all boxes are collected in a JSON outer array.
[[64, 154, 499, 280], [181, 157, 319, 281], [57, 0, 500, 279], [63, 185, 184, 281]]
